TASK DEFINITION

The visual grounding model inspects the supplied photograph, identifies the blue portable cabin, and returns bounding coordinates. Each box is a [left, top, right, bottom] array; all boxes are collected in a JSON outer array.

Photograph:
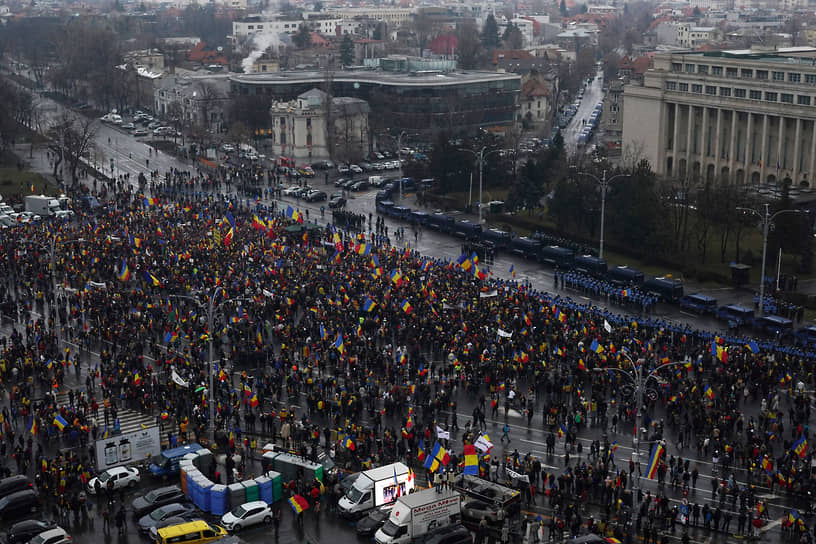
[[642, 277, 684, 303], [539, 245, 575, 268], [574, 254, 608, 276], [606, 265, 644, 286]]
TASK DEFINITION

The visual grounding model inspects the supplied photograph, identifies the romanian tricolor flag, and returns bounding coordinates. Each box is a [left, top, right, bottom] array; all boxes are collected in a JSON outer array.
[[390, 269, 403, 286], [646, 443, 663, 479], [143, 271, 162, 287], [401, 299, 413, 314], [285, 205, 304, 224], [463, 444, 479, 475], [288, 495, 309, 514], [792, 435, 808, 458], [590, 339, 603, 353], [344, 436, 355, 451], [117, 259, 130, 282], [250, 394, 259, 408], [363, 298, 377, 312], [53, 415, 68, 431], [334, 332, 345, 354], [29, 416, 37, 436], [143, 197, 158, 206], [704, 386, 715, 399], [356, 243, 371, 256]]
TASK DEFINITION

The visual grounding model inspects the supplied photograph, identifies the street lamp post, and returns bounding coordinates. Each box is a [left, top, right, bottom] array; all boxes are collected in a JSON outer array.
[[172, 288, 250, 444], [396, 131, 407, 200], [596, 353, 687, 507], [736, 203, 801, 316], [572, 169, 630, 260], [460, 147, 505, 224]]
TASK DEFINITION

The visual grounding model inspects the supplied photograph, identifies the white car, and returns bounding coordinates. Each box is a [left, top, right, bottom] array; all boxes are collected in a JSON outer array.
[[30, 527, 71, 544], [221, 501, 273, 532], [221, 144, 236, 152], [17, 211, 41, 223], [282, 186, 301, 196], [87, 466, 140, 494], [54, 210, 75, 220], [349, 164, 363, 174]]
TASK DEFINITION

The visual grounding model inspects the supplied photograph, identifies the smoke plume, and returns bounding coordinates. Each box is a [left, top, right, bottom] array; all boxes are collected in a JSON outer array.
[[241, 31, 283, 73]]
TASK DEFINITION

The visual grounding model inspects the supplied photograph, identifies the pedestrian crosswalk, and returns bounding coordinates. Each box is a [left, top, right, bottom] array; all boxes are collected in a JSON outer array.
[[54, 392, 158, 436]]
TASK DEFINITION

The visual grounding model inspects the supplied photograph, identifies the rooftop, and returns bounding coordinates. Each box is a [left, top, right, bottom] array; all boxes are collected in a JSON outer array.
[[230, 69, 520, 88]]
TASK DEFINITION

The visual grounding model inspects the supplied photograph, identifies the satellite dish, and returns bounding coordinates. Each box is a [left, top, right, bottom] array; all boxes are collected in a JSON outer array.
[[217, 46, 223, 52]]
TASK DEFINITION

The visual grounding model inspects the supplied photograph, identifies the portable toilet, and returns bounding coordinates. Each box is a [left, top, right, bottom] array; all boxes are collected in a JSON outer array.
[[268, 471, 283, 502], [210, 484, 228, 516], [255, 475, 274, 504], [196, 477, 213, 512], [261, 451, 278, 474], [243, 480, 259, 502], [195, 449, 215, 474], [227, 482, 245, 511]]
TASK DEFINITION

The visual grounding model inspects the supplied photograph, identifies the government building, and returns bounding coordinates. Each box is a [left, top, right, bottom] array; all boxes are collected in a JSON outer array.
[[622, 47, 816, 187]]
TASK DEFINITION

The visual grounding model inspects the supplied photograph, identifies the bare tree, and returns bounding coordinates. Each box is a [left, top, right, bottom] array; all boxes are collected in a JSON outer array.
[[48, 113, 98, 186]]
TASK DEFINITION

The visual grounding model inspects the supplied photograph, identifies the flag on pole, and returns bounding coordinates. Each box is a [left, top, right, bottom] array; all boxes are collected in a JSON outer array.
[[647, 443, 664, 479], [463, 444, 479, 475]]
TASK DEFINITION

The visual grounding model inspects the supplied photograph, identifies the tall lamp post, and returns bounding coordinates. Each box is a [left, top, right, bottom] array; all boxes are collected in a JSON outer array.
[[395, 131, 407, 200], [736, 203, 801, 316], [459, 147, 505, 224], [595, 352, 687, 505], [171, 288, 250, 444], [571, 169, 630, 260]]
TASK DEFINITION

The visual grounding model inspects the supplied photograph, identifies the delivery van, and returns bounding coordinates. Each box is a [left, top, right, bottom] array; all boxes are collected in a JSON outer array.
[[149, 444, 204, 479], [338, 462, 413, 519], [375, 487, 462, 544]]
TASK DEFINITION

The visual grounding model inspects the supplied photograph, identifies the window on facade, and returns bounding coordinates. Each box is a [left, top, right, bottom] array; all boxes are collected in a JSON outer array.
[[705, 86, 716, 95], [789, 73, 801, 83], [665, 81, 677, 91], [720, 87, 731, 97], [280, 133, 286, 145], [726, 67, 738, 78], [798, 95, 811, 105], [671, 63, 682, 72], [698, 65, 708, 74], [685, 64, 695, 73], [735, 88, 746, 98], [691, 84, 702, 93], [757, 70, 768, 80], [247, 25, 254, 30], [712, 66, 723, 76], [749, 90, 762, 100], [306, 134, 312, 145], [306, 118, 311, 127], [772, 71, 785, 81], [280, 117, 286, 125], [807, 74, 816, 85], [257, 25, 263, 29], [741, 69, 753, 78], [765, 92, 777, 102], [781, 93, 794, 104], [679, 83, 689, 92]]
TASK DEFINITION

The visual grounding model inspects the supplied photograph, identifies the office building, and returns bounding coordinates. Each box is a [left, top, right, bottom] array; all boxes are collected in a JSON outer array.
[[622, 48, 816, 186]]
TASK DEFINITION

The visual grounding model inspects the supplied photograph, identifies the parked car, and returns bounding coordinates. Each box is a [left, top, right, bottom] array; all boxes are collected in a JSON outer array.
[[28, 527, 70, 544], [358, 162, 373, 172], [282, 186, 301, 197], [334, 177, 351, 187], [350, 180, 369, 191], [131, 485, 186, 519], [305, 190, 327, 202], [356, 504, 392, 537], [461, 499, 501, 524], [220, 501, 274, 532], [0, 476, 34, 499], [138, 503, 197, 534], [298, 166, 315, 178], [88, 466, 140, 494], [337, 164, 350, 174], [0, 490, 40, 519], [147, 513, 203, 541], [133, 129, 149, 137], [328, 195, 346, 209], [6, 520, 56, 544], [349, 164, 363, 174]]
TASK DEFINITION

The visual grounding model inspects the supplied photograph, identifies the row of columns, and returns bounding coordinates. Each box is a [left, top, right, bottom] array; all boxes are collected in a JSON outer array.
[[668, 102, 816, 184]]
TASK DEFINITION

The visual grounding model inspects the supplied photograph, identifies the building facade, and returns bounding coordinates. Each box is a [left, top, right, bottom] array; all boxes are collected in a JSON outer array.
[[622, 48, 816, 186], [232, 16, 342, 40], [229, 67, 520, 136], [269, 89, 370, 162]]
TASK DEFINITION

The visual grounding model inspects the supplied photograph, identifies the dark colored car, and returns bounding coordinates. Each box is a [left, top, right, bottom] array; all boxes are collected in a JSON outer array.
[[420, 525, 473, 544], [328, 196, 346, 209], [131, 485, 186, 519], [0, 490, 40, 519], [6, 519, 56, 544], [0, 476, 33, 500], [356, 506, 392, 537], [138, 502, 196, 534]]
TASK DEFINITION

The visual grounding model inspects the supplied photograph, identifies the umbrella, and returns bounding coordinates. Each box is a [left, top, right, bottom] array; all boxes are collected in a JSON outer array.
[[289, 494, 309, 514]]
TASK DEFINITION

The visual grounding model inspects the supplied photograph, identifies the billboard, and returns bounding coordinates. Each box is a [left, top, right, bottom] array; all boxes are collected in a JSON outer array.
[[95, 426, 161, 471]]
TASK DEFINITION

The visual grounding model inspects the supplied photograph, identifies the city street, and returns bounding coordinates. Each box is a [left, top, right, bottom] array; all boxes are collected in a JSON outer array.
[[563, 70, 605, 157]]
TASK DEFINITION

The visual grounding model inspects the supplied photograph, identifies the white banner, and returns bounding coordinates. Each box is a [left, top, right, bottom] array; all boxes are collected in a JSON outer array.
[[436, 426, 450, 440], [506, 468, 529, 483], [262, 289, 274, 297], [171, 370, 189, 388], [95, 426, 161, 471], [604, 320, 612, 333], [474, 435, 493, 453], [497, 329, 513, 338], [480, 290, 498, 298]]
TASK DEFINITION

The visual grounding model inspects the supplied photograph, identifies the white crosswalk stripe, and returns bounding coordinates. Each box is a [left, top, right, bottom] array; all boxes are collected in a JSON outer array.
[[54, 392, 157, 435]]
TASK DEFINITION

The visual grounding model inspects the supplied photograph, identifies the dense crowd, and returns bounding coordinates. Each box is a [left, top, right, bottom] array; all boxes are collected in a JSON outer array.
[[0, 179, 813, 543]]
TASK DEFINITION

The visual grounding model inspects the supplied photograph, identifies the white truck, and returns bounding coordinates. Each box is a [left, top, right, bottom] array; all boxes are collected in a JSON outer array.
[[25, 195, 61, 217], [375, 487, 462, 544], [338, 462, 414, 519]]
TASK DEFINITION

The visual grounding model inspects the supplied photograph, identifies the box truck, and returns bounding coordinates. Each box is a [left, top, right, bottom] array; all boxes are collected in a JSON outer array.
[[374, 487, 462, 544], [25, 195, 61, 217], [338, 462, 413, 519]]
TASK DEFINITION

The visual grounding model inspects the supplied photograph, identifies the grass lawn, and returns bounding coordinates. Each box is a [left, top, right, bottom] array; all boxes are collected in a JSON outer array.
[[0, 167, 49, 199]]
